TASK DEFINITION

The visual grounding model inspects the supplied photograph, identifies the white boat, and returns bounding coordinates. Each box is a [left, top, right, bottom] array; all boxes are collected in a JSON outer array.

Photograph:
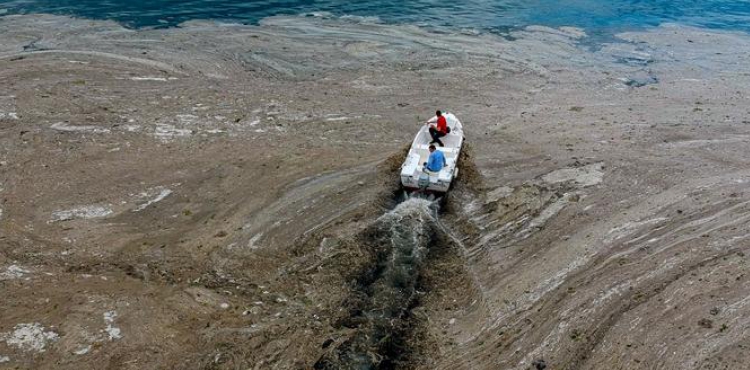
[[400, 112, 464, 193]]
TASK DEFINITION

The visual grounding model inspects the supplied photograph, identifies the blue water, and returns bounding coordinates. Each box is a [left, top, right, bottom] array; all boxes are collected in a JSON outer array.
[[2, 0, 750, 37]]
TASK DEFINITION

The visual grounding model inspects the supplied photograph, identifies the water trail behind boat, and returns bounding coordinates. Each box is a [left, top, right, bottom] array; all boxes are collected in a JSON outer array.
[[315, 197, 439, 369]]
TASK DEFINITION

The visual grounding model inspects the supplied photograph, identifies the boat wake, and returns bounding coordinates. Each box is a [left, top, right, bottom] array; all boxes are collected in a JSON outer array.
[[314, 198, 439, 369]]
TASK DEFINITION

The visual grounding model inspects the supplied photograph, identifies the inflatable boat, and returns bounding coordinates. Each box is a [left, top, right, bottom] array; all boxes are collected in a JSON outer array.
[[400, 112, 464, 193]]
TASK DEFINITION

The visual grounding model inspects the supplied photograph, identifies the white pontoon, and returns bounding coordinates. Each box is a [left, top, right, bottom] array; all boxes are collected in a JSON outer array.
[[400, 113, 464, 193]]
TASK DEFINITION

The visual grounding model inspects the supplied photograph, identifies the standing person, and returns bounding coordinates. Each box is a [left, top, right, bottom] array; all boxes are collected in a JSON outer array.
[[426, 110, 449, 147], [424, 145, 446, 172]]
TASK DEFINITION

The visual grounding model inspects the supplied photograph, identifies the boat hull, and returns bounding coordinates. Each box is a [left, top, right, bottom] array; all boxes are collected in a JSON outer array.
[[400, 113, 463, 193]]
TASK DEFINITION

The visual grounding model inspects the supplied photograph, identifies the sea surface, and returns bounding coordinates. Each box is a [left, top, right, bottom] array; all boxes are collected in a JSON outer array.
[[2, 0, 750, 37]]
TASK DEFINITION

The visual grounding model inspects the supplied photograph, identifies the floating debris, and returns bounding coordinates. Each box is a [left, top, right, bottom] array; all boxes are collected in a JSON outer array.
[[103, 311, 122, 340], [128, 77, 178, 81], [153, 124, 192, 141], [73, 345, 91, 355], [51, 122, 110, 133], [1, 323, 58, 353], [0, 112, 18, 120], [133, 188, 172, 212], [0, 265, 31, 280], [50, 205, 113, 222]]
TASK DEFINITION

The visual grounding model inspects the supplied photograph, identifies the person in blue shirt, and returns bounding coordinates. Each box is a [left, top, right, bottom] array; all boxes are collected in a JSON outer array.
[[424, 145, 446, 172]]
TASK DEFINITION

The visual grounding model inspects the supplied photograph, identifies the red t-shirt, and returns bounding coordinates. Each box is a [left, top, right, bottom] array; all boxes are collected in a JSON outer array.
[[437, 116, 448, 134]]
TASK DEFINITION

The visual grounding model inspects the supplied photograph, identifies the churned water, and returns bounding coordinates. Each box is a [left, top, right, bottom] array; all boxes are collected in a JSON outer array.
[[315, 198, 439, 369], [2, 0, 750, 36]]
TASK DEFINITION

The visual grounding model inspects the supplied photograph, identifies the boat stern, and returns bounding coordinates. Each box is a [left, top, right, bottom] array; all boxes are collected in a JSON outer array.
[[400, 152, 421, 189]]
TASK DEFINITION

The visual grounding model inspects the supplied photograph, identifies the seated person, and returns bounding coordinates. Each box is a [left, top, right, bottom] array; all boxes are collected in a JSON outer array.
[[426, 110, 448, 147], [423, 145, 446, 172]]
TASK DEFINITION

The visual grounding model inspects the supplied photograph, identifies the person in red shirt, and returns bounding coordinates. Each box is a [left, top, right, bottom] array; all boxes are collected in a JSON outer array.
[[427, 110, 448, 147]]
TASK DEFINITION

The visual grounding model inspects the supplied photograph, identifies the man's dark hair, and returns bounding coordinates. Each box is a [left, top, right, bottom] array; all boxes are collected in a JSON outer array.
[[436, 110, 442, 116], [429, 144, 436, 150]]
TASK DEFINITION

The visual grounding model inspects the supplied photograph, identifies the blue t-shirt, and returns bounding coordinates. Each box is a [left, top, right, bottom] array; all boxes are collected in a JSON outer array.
[[426, 150, 446, 172]]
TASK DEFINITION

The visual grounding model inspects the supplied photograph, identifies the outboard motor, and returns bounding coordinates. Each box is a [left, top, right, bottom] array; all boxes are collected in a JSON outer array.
[[418, 172, 430, 189]]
